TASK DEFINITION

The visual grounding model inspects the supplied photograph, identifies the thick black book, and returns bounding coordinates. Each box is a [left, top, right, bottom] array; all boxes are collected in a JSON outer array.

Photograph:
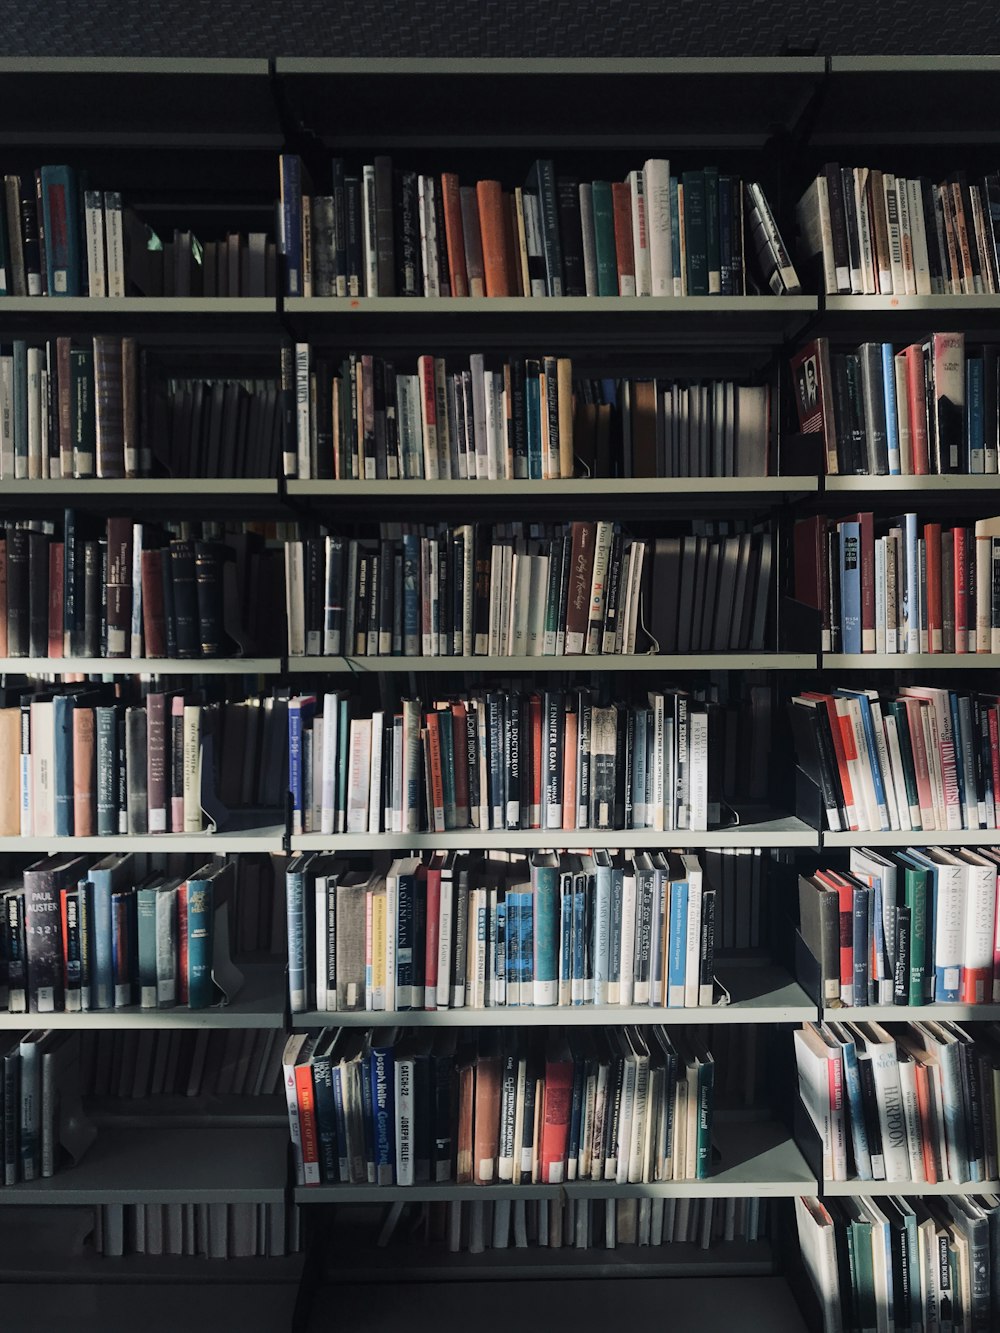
[[160, 548, 177, 659], [23, 854, 89, 1012], [649, 536, 681, 654], [373, 156, 396, 298], [169, 540, 198, 658], [556, 177, 586, 296], [27, 529, 49, 658], [6, 526, 30, 658], [304, 536, 324, 656], [394, 169, 421, 298], [125, 706, 148, 835], [194, 540, 224, 657], [63, 509, 82, 656], [344, 176, 363, 297]]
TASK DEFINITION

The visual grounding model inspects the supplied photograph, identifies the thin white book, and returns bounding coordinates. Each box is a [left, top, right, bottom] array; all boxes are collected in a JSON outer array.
[[643, 158, 672, 296]]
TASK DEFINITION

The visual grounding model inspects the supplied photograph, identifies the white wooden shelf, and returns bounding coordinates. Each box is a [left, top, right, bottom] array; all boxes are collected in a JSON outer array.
[[294, 966, 812, 1029], [290, 815, 818, 853], [287, 653, 817, 674], [823, 828, 1000, 848], [0, 964, 285, 1029], [825, 472, 1000, 492], [822, 1176, 1000, 1197], [0, 1126, 287, 1205], [822, 653, 1000, 669], [822, 1000, 1000, 1023], [0, 819, 285, 854], [0, 297, 275, 313], [0, 657, 281, 675], [0, 478, 280, 497], [824, 294, 1000, 312], [286, 476, 817, 498]]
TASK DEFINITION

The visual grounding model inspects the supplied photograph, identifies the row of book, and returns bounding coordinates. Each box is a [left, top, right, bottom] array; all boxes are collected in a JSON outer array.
[[796, 164, 1000, 297], [1, 1029, 94, 1184], [790, 685, 1000, 835], [795, 1018, 1000, 1185], [0, 854, 235, 1014], [94, 1202, 300, 1260], [369, 1194, 769, 1254], [792, 332, 978, 476], [795, 511, 1000, 655], [78, 1025, 284, 1100], [0, 687, 289, 838], [290, 349, 772, 482], [287, 685, 722, 838], [283, 1024, 716, 1187], [0, 518, 285, 659], [796, 1192, 1000, 1333], [279, 155, 797, 300], [798, 846, 1000, 1009], [284, 522, 773, 659], [286, 850, 722, 1015]]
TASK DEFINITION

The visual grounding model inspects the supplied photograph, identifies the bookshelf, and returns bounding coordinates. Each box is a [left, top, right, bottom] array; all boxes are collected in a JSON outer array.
[[4, 49, 1000, 1333]]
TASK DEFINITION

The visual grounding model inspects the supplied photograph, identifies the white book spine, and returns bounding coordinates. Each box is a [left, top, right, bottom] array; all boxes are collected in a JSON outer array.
[[897, 1059, 925, 1182], [294, 343, 311, 481], [314, 880, 328, 1012], [682, 858, 703, 1008], [84, 193, 107, 297], [643, 159, 672, 296], [320, 693, 339, 835], [367, 712, 383, 837], [361, 164, 378, 297], [436, 868, 453, 1011], [961, 862, 994, 1003], [0, 356, 13, 480], [871, 1043, 911, 1181], [104, 194, 125, 297]]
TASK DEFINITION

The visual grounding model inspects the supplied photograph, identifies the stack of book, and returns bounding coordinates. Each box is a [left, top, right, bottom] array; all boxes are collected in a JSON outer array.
[[790, 332, 982, 476], [794, 511, 1000, 654], [363, 1194, 769, 1253], [283, 1024, 715, 1186], [797, 1192, 1000, 1333], [795, 1018, 1000, 1184], [798, 846, 1000, 1007], [79, 1025, 283, 1098], [1, 516, 285, 659], [790, 685, 1000, 834], [796, 164, 1000, 296], [279, 155, 798, 300], [288, 349, 772, 481], [1, 855, 235, 1013], [0, 688, 288, 838], [148, 373, 285, 480], [287, 686, 724, 837], [0, 166, 276, 298], [285, 850, 721, 1015], [285, 520, 773, 660], [95, 1202, 299, 1259], [1, 1029, 95, 1183]]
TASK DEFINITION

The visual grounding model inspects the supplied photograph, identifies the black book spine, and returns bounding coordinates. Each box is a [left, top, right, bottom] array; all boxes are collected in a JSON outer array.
[[962, 1040, 985, 1174], [6, 893, 26, 1013], [20, 185, 41, 294], [602, 530, 624, 653], [392, 549, 404, 655], [366, 550, 380, 655], [473, 526, 491, 651], [27, 529, 49, 657], [83, 538, 101, 657], [305, 536, 323, 656], [510, 359, 527, 479], [345, 176, 362, 298], [506, 694, 520, 831], [577, 692, 591, 829], [331, 157, 347, 295], [394, 169, 421, 298], [99, 537, 108, 656], [437, 535, 450, 656], [893, 905, 911, 1005], [23, 871, 64, 1012], [613, 703, 627, 828], [169, 541, 198, 658], [95, 705, 118, 837], [115, 706, 128, 833], [556, 177, 586, 296], [355, 551, 369, 656], [63, 507, 76, 655], [622, 704, 634, 830], [823, 163, 850, 289], [193, 541, 223, 658], [373, 155, 396, 298], [856, 1054, 884, 1171], [451, 533, 463, 656], [700, 887, 717, 999], [378, 538, 394, 656], [170, 700, 184, 830], [125, 705, 148, 834], [465, 708, 480, 822]]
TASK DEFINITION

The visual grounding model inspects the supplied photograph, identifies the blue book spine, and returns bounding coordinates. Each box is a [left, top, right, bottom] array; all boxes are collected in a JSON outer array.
[[968, 356, 985, 472], [495, 900, 506, 1003], [519, 894, 534, 1002], [853, 885, 870, 1004], [370, 1045, 396, 1184], [136, 887, 158, 1008], [572, 882, 586, 1005], [396, 872, 414, 1009], [186, 875, 213, 1010], [39, 165, 81, 296], [840, 521, 863, 654], [851, 694, 890, 829], [280, 154, 303, 296], [87, 870, 114, 1010], [667, 879, 688, 1006], [285, 868, 306, 1012], [402, 533, 420, 654], [840, 1040, 873, 1179], [311, 1055, 339, 1182], [882, 343, 900, 474], [531, 864, 559, 1006], [560, 883, 573, 1000], [330, 1064, 348, 1181], [52, 695, 74, 836], [593, 864, 612, 1003], [95, 707, 117, 836], [288, 705, 306, 832], [567, 1058, 586, 1172], [505, 892, 520, 1005], [13, 341, 27, 474], [525, 371, 542, 480]]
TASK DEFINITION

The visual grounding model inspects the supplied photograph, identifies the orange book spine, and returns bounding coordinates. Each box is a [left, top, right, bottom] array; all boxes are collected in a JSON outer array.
[[426, 710, 445, 833], [912, 1062, 938, 1183], [530, 694, 543, 827], [561, 709, 578, 829], [539, 1058, 574, 1183], [473, 1053, 502, 1183], [611, 181, 636, 295], [456, 1059, 475, 1182], [72, 706, 96, 836], [440, 172, 468, 298], [294, 1061, 321, 1184], [47, 541, 64, 657], [925, 522, 943, 652], [904, 345, 930, 475], [476, 180, 510, 297]]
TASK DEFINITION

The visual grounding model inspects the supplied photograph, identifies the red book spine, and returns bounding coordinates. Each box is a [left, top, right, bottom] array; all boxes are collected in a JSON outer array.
[[856, 512, 875, 652], [925, 523, 943, 653], [177, 881, 189, 1004], [912, 1063, 938, 1183], [72, 706, 95, 836], [440, 172, 468, 298], [141, 549, 166, 658], [539, 1057, 574, 1183], [904, 698, 935, 826], [814, 695, 857, 829], [424, 864, 440, 1010], [425, 711, 445, 833], [530, 694, 543, 828], [954, 527, 969, 654], [294, 1061, 321, 1184], [476, 180, 510, 297], [610, 181, 636, 295], [47, 541, 64, 657], [905, 345, 930, 475], [451, 703, 469, 823]]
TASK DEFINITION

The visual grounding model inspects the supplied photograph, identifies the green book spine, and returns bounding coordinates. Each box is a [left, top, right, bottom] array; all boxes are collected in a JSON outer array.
[[696, 1057, 715, 1178], [590, 182, 617, 297], [904, 866, 928, 1005], [682, 170, 708, 296], [851, 1218, 876, 1333], [136, 886, 158, 1009], [888, 701, 920, 821], [704, 166, 720, 294]]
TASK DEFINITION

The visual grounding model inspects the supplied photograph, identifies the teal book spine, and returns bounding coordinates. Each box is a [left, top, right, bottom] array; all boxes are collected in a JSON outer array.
[[696, 1057, 715, 1178], [87, 867, 114, 1010], [591, 182, 618, 297], [136, 885, 158, 1008], [530, 860, 560, 1006], [185, 874, 214, 1010], [52, 694, 74, 836], [39, 164, 82, 296], [704, 165, 721, 293]]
